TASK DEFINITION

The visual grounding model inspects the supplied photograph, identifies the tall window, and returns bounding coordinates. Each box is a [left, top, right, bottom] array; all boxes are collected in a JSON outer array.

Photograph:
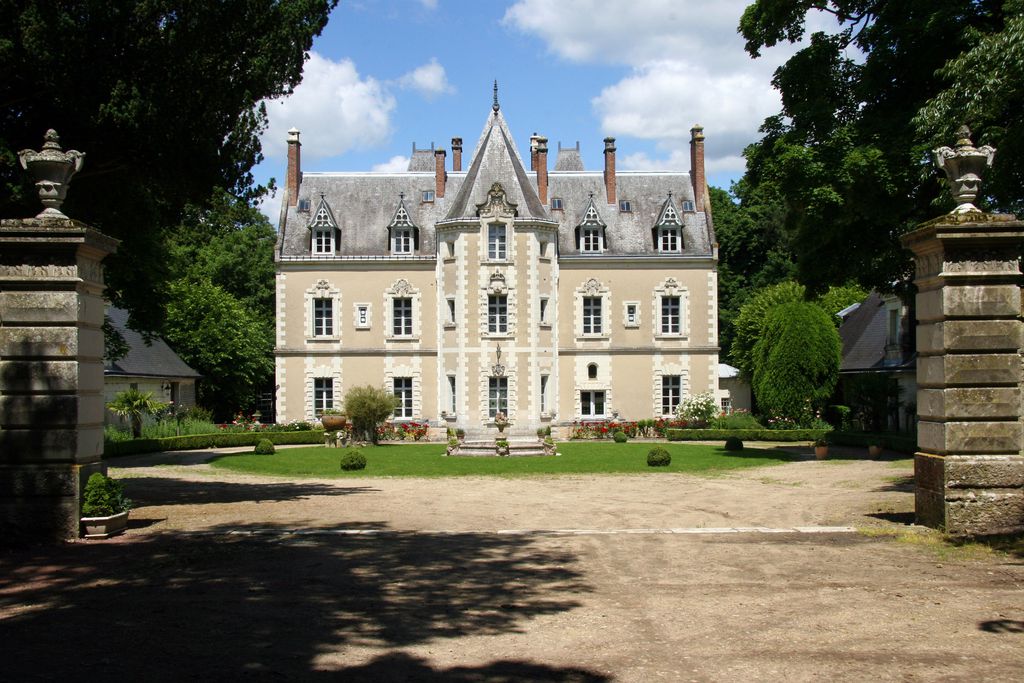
[[581, 390, 605, 417], [314, 378, 333, 416], [392, 297, 412, 336], [446, 298, 456, 324], [488, 224, 507, 260], [661, 296, 681, 334], [448, 375, 457, 414], [662, 376, 681, 415], [313, 228, 334, 254], [313, 298, 333, 336], [392, 228, 413, 254], [488, 377, 508, 418], [540, 374, 549, 413], [581, 227, 602, 253], [488, 294, 508, 333], [659, 227, 681, 252], [539, 297, 549, 324], [393, 377, 413, 418], [583, 297, 602, 334]]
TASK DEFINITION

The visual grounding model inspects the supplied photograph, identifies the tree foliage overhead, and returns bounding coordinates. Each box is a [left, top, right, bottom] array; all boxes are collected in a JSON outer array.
[[738, 0, 1021, 295], [0, 0, 336, 332]]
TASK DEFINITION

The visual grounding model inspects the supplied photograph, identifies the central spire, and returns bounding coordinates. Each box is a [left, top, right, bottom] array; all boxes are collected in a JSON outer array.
[[492, 80, 499, 114]]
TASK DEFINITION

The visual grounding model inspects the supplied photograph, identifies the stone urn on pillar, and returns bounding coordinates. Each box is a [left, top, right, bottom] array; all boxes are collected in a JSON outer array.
[[18, 129, 85, 218]]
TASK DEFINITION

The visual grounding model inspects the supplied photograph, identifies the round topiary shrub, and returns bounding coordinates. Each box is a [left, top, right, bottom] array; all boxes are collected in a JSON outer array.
[[724, 436, 744, 451], [647, 447, 671, 467], [254, 438, 275, 455], [613, 430, 628, 443], [340, 448, 367, 471]]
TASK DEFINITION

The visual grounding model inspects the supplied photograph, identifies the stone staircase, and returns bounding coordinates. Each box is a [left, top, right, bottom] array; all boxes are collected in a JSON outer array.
[[452, 439, 553, 457]]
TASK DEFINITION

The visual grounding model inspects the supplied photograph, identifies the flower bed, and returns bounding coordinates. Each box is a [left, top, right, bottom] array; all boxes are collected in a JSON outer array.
[[376, 421, 430, 441], [569, 418, 689, 439]]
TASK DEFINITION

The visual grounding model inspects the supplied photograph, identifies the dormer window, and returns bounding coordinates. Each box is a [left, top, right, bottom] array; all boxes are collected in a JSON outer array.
[[659, 227, 681, 253], [488, 223, 507, 261], [392, 228, 413, 254], [387, 194, 419, 255], [653, 194, 683, 252], [313, 228, 335, 254], [308, 195, 338, 255], [551, 197, 564, 210], [575, 194, 607, 254], [619, 200, 632, 212], [581, 227, 602, 253]]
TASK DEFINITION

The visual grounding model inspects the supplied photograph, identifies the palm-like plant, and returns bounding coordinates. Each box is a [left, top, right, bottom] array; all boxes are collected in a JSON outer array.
[[107, 388, 166, 438]]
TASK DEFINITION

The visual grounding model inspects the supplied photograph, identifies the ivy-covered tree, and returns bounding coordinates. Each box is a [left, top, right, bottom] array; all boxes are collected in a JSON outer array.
[[0, 0, 336, 333], [752, 301, 841, 425], [738, 0, 1021, 294]]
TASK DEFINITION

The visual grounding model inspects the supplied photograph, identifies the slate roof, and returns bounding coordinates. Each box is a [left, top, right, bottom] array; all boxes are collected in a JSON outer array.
[[554, 144, 584, 171], [839, 292, 914, 373], [277, 105, 715, 260], [105, 307, 201, 379]]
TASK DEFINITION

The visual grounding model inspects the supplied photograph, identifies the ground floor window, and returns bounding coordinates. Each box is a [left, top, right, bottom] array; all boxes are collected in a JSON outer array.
[[721, 397, 732, 414], [540, 374, 549, 414], [662, 375, 681, 415], [314, 378, 333, 416], [489, 377, 508, 418], [581, 390, 605, 417], [393, 377, 413, 418], [448, 375, 457, 414]]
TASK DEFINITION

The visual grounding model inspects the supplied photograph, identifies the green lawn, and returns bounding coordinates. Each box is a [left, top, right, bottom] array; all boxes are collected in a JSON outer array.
[[210, 441, 797, 478]]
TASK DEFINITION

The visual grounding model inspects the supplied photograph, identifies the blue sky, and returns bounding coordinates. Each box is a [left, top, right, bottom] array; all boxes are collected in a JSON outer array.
[[255, 0, 829, 221]]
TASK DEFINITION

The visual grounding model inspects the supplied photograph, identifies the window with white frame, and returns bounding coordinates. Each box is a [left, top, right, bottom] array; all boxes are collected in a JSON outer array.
[[619, 200, 632, 212], [488, 294, 508, 333], [422, 190, 435, 202], [356, 304, 370, 328], [581, 227, 602, 253], [314, 378, 333, 416], [446, 297, 456, 325], [661, 296, 681, 334], [393, 297, 413, 336], [659, 227, 681, 253], [487, 223, 507, 260], [539, 297, 549, 324], [551, 197, 564, 210], [662, 375, 682, 415], [392, 227, 413, 254], [393, 377, 413, 418], [448, 375, 457, 414], [721, 397, 732, 414], [583, 297, 603, 335], [682, 199, 695, 211], [540, 374, 549, 413], [313, 298, 333, 337], [488, 377, 508, 418], [581, 390, 605, 417], [313, 228, 334, 254], [626, 303, 638, 326]]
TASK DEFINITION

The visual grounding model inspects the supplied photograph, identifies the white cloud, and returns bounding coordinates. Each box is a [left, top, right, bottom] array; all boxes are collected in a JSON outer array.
[[372, 155, 411, 172], [258, 189, 282, 226], [418, 0, 438, 8], [261, 52, 395, 160], [398, 58, 454, 99]]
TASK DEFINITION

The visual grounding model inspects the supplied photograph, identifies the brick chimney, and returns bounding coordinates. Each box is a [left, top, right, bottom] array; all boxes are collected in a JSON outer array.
[[530, 133, 540, 171], [536, 136, 548, 205], [603, 137, 616, 205], [286, 128, 301, 207], [690, 124, 706, 212], [451, 137, 462, 172], [435, 148, 447, 198]]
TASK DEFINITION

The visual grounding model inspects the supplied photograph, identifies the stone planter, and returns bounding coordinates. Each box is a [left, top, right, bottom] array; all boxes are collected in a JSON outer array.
[[81, 510, 129, 539], [321, 415, 348, 431], [814, 445, 829, 460], [868, 445, 883, 459]]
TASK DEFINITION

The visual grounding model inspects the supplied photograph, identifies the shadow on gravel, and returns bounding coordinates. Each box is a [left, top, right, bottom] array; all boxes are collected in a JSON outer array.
[[873, 476, 915, 493], [0, 523, 591, 679], [979, 619, 1024, 634], [867, 511, 916, 525], [337, 651, 610, 681], [122, 477, 379, 506]]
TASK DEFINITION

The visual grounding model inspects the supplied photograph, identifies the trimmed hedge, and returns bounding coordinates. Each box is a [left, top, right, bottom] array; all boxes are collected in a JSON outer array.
[[104, 430, 324, 457], [665, 428, 830, 442], [827, 431, 917, 454]]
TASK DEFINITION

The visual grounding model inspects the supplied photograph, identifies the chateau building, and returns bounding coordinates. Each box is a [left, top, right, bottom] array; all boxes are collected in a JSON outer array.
[[273, 94, 721, 436]]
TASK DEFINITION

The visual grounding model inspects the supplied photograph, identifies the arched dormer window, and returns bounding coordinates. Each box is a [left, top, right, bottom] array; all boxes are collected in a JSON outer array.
[[387, 193, 419, 255], [652, 193, 682, 253], [574, 193, 606, 253], [308, 194, 338, 255]]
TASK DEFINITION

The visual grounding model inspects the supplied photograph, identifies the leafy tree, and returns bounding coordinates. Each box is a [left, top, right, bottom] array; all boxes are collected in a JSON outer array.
[[162, 278, 273, 418], [343, 385, 399, 444], [107, 388, 166, 438], [752, 301, 841, 424], [0, 0, 336, 333], [738, 0, 1019, 294]]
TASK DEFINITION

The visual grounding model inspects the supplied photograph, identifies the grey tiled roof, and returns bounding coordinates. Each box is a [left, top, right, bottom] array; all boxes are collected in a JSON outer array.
[[407, 148, 435, 172], [278, 107, 715, 259], [839, 293, 914, 372], [105, 307, 201, 379], [554, 146, 584, 171]]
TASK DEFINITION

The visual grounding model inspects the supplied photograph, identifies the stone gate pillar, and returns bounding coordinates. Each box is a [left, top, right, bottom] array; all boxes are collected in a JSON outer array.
[[0, 130, 119, 541], [901, 127, 1024, 536]]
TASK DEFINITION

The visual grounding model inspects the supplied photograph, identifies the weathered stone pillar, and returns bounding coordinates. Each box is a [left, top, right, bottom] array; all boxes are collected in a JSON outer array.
[[0, 130, 118, 541], [901, 127, 1024, 536]]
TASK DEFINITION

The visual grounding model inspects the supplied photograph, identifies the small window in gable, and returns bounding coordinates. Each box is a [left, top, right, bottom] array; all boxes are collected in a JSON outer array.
[[659, 227, 681, 253], [576, 194, 607, 253], [388, 194, 419, 255], [422, 190, 435, 203], [682, 199, 695, 212], [308, 196, 338, 255], [551, 197, 564, 210], [619, 199, 632, 212], [297, 198, 311, 212], [392, 228, 413, 254]]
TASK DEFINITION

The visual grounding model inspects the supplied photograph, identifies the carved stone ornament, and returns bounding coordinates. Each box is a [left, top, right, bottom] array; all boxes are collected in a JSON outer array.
[[933, 126, 995, 214], [491, 343, 505, 377], [662, 277, 680, 293], [488, 271, 507, 293], [582, 278, 603, 295], [315, 279, 331, 291], [18, 129, 85, 219], [476, 182, 518, 216], [392, 278, 412, 296]]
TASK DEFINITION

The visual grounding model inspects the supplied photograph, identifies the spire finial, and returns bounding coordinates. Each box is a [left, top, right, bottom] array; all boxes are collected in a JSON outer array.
[[492, 80, 499, 113]]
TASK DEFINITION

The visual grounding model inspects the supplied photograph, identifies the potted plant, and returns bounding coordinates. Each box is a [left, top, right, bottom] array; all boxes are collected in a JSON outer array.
[[320, 408, 348, 432], [80, 472, 132, 538], [446, 437, 460, 456], [494, 411, 509, 434], [868, 443, 883, 459], [813, 438, 829, 460], [495, 438, 510, 456], [456, 428, 466, 442]]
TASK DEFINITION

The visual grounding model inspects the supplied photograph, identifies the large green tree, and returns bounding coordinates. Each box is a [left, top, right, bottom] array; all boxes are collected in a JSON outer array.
[[738, 0, 1021, 294], [0, 0, 335, 332]]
